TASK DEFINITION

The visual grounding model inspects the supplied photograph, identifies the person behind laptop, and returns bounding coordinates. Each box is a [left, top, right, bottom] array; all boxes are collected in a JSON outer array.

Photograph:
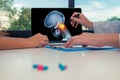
[[0, 31, 48, 50], [64, 12, 120, 48]]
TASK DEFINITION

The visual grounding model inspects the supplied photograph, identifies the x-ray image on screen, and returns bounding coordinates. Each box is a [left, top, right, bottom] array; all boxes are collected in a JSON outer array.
[[44, 10, 71, 41], [32, 8, 82, 42]]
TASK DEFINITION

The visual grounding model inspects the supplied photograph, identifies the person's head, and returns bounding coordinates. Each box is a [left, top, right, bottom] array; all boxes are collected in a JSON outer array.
[[0, 26, 8, 37], [0, 31, 8, 37]]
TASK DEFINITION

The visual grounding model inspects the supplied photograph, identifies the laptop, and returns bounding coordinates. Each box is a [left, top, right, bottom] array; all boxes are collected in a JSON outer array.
[[31, 8, 82, 47]]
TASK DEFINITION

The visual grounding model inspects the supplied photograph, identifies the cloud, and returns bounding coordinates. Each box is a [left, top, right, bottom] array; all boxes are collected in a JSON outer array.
[[83, 7, 120, 21], [110, 7, 120, 17], [90, 1, 104, 8], [13, 3, 29, 9], [77, 1, 104, 10], [76, 2, 120, 22], [86, 7, 120, 21]]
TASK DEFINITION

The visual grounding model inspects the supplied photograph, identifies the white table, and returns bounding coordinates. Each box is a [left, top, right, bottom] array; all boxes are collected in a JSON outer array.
[[0, 47, 120, 80]]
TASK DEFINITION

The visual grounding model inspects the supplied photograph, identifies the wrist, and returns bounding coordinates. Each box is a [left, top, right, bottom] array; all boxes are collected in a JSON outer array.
[[86, 21, 93, 29], [26, 38, 38, 48], [88, 21, 93, 28]]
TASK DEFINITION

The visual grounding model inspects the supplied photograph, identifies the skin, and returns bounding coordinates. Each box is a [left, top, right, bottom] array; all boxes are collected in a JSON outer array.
[[64, 12, 119, 48], [64, 33, 119, 48], [0, 33, 48, 50]]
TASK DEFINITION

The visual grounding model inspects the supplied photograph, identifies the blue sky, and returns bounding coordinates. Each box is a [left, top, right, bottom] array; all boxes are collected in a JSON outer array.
[[75, 0, 120, 21], [13, 0, 68, 8], [13, 0, 120, 21]]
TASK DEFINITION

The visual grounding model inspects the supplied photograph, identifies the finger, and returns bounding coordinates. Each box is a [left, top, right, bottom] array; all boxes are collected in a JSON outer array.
[[40, 42, 48, 47], [64, 38, 73, 48], [64, 38, 75, 48], [71, 20, 75, 27], [41, 44, 46, 47], [71, 12, 79, 19], [70, 18, 80, 28], [42, 36, 49, 42], [67, 41, 74, 48], [74, 22, 79, 28], [67, 39, 82, 48], [44, 38, 49, 42]]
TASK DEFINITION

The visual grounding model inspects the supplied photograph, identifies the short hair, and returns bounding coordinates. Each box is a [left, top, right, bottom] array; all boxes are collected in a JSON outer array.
[[0, 25, 8, 37], [0, 31, 7, 36]]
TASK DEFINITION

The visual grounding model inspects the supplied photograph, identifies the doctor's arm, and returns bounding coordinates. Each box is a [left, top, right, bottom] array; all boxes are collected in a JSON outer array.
[[64, 33, 120, 48], [70, 12, 120, 33]]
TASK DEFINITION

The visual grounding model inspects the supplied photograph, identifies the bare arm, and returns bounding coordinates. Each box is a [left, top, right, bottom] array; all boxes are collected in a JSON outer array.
[[119, 34, 120, 47], [64, 33, 119, 48], [0, 33, 48, 50]]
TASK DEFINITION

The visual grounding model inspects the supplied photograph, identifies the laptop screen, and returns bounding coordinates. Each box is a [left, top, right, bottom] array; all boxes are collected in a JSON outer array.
[[31, 8, 82, 42]]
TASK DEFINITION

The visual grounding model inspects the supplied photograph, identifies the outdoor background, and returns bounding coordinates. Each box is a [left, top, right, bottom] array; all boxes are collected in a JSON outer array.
[[0, 0, 120, 31]]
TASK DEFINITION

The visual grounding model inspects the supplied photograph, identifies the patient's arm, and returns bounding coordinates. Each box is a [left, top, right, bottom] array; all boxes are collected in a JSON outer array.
[[0, 33, 48, 50]]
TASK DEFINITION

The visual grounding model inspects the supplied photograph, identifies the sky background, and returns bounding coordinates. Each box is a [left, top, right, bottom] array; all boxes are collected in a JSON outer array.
[[13, 0, 120, 21]]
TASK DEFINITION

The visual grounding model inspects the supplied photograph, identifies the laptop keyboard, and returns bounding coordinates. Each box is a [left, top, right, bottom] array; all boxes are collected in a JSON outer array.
[[48, 43, 82, 48]]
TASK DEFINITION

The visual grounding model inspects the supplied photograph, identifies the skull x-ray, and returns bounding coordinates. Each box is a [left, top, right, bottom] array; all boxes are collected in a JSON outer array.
[[32, 8, 82, 42], [44, 10, 71, 41], [44, 11, 65, 28]]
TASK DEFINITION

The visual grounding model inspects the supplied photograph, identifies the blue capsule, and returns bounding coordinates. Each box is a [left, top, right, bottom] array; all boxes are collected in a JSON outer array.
[[43, 66, 48, 70], [33, 64, 38, 69], [59, 63, 67, 71]]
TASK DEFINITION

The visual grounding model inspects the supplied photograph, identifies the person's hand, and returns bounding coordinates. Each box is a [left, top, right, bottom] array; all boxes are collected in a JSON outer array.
[[64, 33, 107, 48], [70, 12, 93, 28], [27, 33, 49, 47]]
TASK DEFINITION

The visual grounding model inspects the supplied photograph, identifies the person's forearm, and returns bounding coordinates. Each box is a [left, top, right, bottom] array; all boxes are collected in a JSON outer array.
[[97, 33, 119, 48], [87, 21, 93, 28], [119, 34, 120, 48], [0, 37, 33, 50]]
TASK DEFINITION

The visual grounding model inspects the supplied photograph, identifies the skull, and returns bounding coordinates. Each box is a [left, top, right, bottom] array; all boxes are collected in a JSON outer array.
[[44, 10, 65, 38]]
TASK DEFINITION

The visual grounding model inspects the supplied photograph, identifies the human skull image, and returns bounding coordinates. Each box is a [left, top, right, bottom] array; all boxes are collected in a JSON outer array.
[[44, 10, 71, 41]]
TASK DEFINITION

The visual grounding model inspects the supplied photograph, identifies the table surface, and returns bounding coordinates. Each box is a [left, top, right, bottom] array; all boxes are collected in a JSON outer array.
[[0, 47, 120, 80]]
